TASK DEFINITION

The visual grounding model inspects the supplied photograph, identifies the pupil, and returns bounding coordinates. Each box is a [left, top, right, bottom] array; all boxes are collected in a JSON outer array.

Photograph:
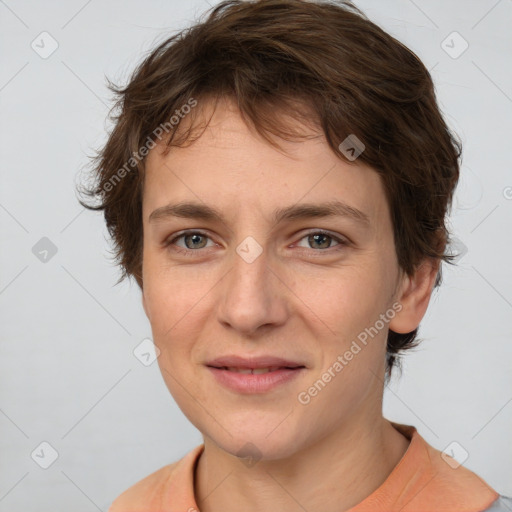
[[310, 234, 330, 249], [186, 234, 205, 249]]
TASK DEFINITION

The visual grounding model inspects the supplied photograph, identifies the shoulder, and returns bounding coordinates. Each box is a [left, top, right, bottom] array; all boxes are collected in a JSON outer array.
[[481, 495, 512, 511], [107, 462, 179, 512], [107, 444, 204, 512], [387, 423, 501, 511], [418, 439, 501, 509]]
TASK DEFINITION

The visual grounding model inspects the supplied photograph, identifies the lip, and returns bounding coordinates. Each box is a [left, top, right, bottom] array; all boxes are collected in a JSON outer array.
[[207, 366, 306, 394], [206, 355, 305, 369], [205, 355, 306, 394]]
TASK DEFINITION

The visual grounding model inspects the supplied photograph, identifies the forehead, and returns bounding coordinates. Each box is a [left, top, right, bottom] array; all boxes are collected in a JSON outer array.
[[142, 98, 387, 228]]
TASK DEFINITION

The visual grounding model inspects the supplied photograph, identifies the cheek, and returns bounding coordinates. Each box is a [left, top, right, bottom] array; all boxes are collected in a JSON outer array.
[[142, 254, 213, 334], [291, 264, 389, 339], [143, 263, 215, 396]]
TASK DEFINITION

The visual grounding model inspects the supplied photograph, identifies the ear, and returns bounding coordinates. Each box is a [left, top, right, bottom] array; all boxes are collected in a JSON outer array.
[[388, 258, 440, 334]]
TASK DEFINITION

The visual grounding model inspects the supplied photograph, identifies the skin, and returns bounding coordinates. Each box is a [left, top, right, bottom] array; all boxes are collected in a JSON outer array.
[[141, 97, 439, 512]]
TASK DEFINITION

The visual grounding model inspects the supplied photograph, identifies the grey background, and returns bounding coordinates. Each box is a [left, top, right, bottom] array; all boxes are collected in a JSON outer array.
[[1, 0, 511, 510]]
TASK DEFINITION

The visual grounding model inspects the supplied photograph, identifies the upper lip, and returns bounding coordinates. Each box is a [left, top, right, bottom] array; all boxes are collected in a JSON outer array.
[[206, 355, 306, 369]]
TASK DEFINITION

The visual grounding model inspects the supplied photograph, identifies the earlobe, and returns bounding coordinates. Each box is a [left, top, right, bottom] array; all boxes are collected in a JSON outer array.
[[389, 258, 440, 334]]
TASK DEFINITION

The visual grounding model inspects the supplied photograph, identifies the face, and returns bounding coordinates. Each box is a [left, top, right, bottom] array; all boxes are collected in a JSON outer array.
[[141, 97, 408, 460]]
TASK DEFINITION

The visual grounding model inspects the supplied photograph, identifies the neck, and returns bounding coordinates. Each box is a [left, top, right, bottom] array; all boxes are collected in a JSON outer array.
[[194, 417, 410, 512]]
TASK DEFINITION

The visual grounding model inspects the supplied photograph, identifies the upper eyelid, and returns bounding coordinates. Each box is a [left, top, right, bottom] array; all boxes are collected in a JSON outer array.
[[166, 229, 215, 245]]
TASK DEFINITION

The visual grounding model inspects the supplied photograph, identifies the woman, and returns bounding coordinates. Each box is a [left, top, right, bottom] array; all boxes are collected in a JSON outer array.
[[79, 1, 511, 510]]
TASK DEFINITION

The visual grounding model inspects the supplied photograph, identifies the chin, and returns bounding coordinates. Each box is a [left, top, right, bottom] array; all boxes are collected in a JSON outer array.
[[207, 423, 307, 462]]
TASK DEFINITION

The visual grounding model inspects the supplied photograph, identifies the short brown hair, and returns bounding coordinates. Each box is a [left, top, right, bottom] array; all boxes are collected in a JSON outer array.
[[78, 0, 462, 379]]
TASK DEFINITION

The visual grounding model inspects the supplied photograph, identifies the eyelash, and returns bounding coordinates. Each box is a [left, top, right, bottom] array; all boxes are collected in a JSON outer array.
[[163, 229, 348, 256]]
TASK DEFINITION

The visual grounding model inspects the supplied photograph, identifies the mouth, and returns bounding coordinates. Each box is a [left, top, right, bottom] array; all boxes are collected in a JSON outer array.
[[210, 365, 305, 374], [206, 360, 306, 394], [206, 354, 306, 370]]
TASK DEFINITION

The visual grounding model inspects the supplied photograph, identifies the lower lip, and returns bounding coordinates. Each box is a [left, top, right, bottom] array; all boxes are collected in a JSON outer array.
[[207, 366, 305, 394]]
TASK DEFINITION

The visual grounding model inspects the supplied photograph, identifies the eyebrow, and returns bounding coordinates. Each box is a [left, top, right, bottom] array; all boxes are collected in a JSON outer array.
[[149, 200, 371, 227]]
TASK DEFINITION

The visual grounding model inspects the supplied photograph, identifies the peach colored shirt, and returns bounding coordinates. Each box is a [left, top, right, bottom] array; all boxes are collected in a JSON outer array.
[[108, 422, 500, 512]]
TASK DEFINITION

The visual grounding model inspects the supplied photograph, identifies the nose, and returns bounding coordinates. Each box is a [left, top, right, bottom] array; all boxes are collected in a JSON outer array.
[[216, 240, 289, 336]]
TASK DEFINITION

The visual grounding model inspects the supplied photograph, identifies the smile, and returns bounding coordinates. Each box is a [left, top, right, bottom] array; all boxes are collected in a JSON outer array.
[[207, 366, 305, 393]]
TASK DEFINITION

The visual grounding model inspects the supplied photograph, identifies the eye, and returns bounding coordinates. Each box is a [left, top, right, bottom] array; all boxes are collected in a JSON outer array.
[[164, 230, 215, 254], [163, 229, 348, 256], [295, 230, 347, 251]]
